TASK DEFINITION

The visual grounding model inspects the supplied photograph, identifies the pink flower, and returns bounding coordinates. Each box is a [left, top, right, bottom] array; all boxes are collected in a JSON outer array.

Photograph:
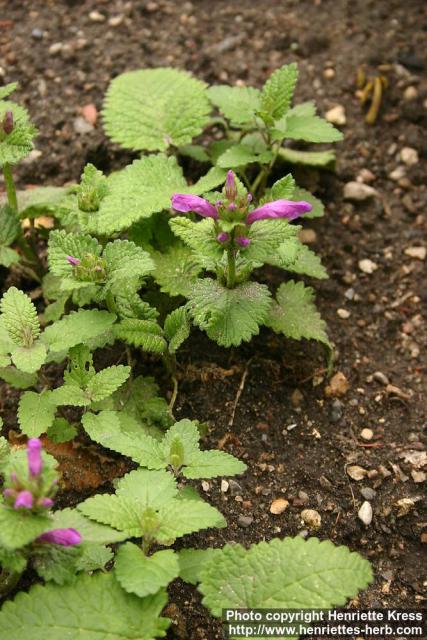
[[14, 490, 34, 510], [27, 438, 43, 477], [246, 200, 312, 224], [37, 528, 81, 546], [171, 194, 218, 219], [225, 170, 238, 201], [235, 236, 251, 248], [66, 255, 81, 266], [217, 232, 230, 243]]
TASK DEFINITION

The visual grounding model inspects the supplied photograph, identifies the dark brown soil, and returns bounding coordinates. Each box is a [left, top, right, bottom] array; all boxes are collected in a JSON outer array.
[[1, 1, 426, 638]]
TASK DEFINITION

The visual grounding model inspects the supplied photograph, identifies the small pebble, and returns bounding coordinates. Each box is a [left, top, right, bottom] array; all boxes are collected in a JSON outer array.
[[325, 371, 350, 397], [357, 168, 376, 183], [201, 481, 210, 492], [109, 15, 125, 27], [400, 147, 419, 166], [237, 515, 253, 528], [347, 465, 368, 481], [291, 388, 304, 407], [81, 103, 98, 126], [403, 86, 418, 101], [49, 42, 63, 56], [299, 228, 317, 244], [220, 479, 229, 493], [344, 181, 377, 201], [270, 498, 289, 515], [228, 479, 243, 496], [73, 116, 94, 135], [337, 308, 351, 319], [358, 258, 378, 274], [323, 68, 335, 79], [301, 509, 321, 530], [373, 371, 389, 385], [325, 104, 346, 125], [360, 428, 374, 441], [361, 487, 376, 500], [389, 166, 406, 181], [330, 399, 344, 422], [404, 246, 426, 261], [411, 470, 426, 484], [31, 27, 44, 40], [89, 10, 106, 22], [358, 501, 373, 525]]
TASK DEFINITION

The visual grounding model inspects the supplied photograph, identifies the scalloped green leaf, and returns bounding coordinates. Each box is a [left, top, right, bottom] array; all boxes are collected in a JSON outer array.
[[152, 244, 203, 297], [207, 85, 261, 126], [0, 101, 37, 166], [113, 319, 167, 354], [260, 63, 298, 121], [18, 391, 56, 437], [41, 309, 116, 354], [115, 543, 179, 597], [279, 147, 336, 167], [0, 287, 41, 347]]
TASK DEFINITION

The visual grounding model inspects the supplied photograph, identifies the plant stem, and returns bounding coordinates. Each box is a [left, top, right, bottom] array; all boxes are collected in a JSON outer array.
[[163, 352, 179, 418], [226, 248, 236, 288], [3, 162, 18, 211]]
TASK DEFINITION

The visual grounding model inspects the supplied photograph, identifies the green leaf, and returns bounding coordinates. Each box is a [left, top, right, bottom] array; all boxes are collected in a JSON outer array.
[[14, 186, 69, 219], [0, 205, 20, 246], [271, 173, 295, 200], [260, 63, 298, 121], [86, 365, 130, 402], [279, 147, 336, 167], [51, 507, 127, 544], [184, 450, 246, 480], [164, 307, 190, 353], [47, 229, 101, 281], [245, 219, 299, 264], [77, 163, 109, 212], [199, 537, 373, 626], [50, 384, 91, 407], [75, 544, 113, 572], [293, 186, 325, 218], [0, 101, 37, 166], [0, 83, 18, 100], [114, 281, 159, 321], [207, 85, 261, 125], [0, 366, 37, 389], [113, 319, 167, 354], [0, 507, 52, 550], [216, 143, 273, 168], [178, 143, 210, 163], [267, 280, 330, 349], [41, 309, 116, 354], [0, 287, 41, 347], [188, 279, 272, 347], [111, 376, 172, 433], [32, 544, 82, 585], [281, 114, 343, 143], [0, 246, 19, 267], [115, 543, 179, 597], [18, 391, 56, 437], [178, 548, 222, 585], [10, 341, 47, 373], [169, 218, 223, 270], [46, 418, 78, 443], [103, 67, 210, 151], [103, 240, 154, 288], [187, 166, 228, 195], [152, 245, 203, 297], [0, 572, 170, 639], [283, 243, 328, 279]]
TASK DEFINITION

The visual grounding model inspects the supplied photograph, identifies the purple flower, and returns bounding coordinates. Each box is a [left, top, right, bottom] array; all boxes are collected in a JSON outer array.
[[171, 194, 218, 219], [37, 528, 81, 546], [235, 236, 251, 248], [246, 200, 312, 225], [39, 497, 54, 508], [3, 110, 13, 135], [27, 438, 43, 477], [217, 232, 230, 243], [3, 488, 15, 499], [66, 255, 81, 266], [225, 170, 238, 200], [14, 490, 34, 510]]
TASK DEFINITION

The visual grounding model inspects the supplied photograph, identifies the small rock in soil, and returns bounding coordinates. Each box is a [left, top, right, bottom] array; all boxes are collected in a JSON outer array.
[[81, 103, 98, 126], [319, 475, 333, 490], [237, 515, 253, 528], [291, 388, 304, 407], [201, 481, 210, 492], [337, 308, 351, 319], [220, 479, 229, 493], [404, 246, 426, 261], [49, 42, 63, 56], [32, 28, 44, 40], [358, 258, 378, 274], [330, 399, 344, 422], [373, 371, 389, 385], [325, 105, 346, 126], [299, 228, 317, 244], [73, 116, 94, 135], [89, 10, 106, 22], [270, 498, 289, 515], [395, 498, 416, 517], [228, 479, 243, 496], [325, 371, 350, 397], [403, 86, 418, 101], [347, 465, 368, 481], [400, 147, 419, 166], [361, 487, 376, 500], [300, 509, 321, 530], [358, 501, 373, 525], [344, 181, 378, 201], [389, 166, 406, 181], [357, 168, 376, 183], [360, 428, 374, 441], [411, 470, 426, 483]]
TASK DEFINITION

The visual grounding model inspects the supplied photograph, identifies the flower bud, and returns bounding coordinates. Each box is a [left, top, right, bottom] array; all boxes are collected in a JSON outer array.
[[3, 110, 13, 135], [37, 528, 81, 546], [14, 490, 34, 510], [235, 236, 251, 248], [27, 438, 43, 477], [217, 232, 230, 243], [66, 255, 81, 266], [225, 170, 238, 201]]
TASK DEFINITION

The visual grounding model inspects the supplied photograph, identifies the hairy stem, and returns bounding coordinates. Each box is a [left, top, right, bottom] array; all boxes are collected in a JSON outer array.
[[226, 248, 236, 288], [163, 351, 179, 418], [3, 162, 18, 211]]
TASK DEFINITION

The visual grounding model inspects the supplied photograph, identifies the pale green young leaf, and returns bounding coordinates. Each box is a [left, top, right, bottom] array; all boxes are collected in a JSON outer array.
[[199, 537, 373, 622], [0, 287, 41, 347], [114, 281, 159, 320], [0, 366, 37, 389], [271, 174, 295, 200], [188, 279, 272, 347], [81, 411, 162, 467], [287, 101, 317, 118], [48, 229, 101, 279], [115, 469, 178, 507], [281, 243, 328, 279], [216, 143, 273, 168], [207, 85, 261, 125], [75, 544, 114, 572], [267, 280, 330, 349], [14, 185, 69, 219], [186, 166, 228, 195], [0, 101, 37, 166], [0, 508, 52, 550], [244, 219, 299, 263], [292, 186, 325, 218], [0, 205, 20, 246], [169, 218, 223, 270], [77, 163, 109, 212], [86, 365, 130, 402], [78, 494, 144, 536], [10, 341, 47, 373], [178, 548, 223, 585], [41, 309, 116, 353], [260, 63, 298, 121], [111, 375, 172, 434], [64, 344, 95, 387], [283, 114, 343, 143], [152, 245, 203, 297], [113, 319, 167, 354], [103, 239, 154, 287], [46, 418, 78, 443], [157, 499, 226, 542], [51, 507, 127, 544], [162, 419, 200, 465], [115, 544, 180, 598], [0, 83, 18, 100], [50, 384, 91, 407], [103, 67, 210, 151], [0, 246, 19, 267], [32, 544, 82, 585], [0, 572, 170, 640], [18, 391, 56, 437], [178, 143, 210, 163], [164, 307, 191, 353], [279, 147, 335, 167], [184, 450, 247, 480]]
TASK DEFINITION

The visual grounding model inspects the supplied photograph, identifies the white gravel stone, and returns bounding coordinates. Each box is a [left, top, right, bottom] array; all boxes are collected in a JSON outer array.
[[343, 181, 377, 201], [325, 105, 346, 125], [400, 147, 419, 166], [358, 258, 378, 274], [358, 501, 373, 525]]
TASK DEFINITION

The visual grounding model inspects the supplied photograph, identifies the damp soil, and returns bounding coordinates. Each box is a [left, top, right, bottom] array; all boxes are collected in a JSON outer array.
[[0, 1, 426, 638]]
